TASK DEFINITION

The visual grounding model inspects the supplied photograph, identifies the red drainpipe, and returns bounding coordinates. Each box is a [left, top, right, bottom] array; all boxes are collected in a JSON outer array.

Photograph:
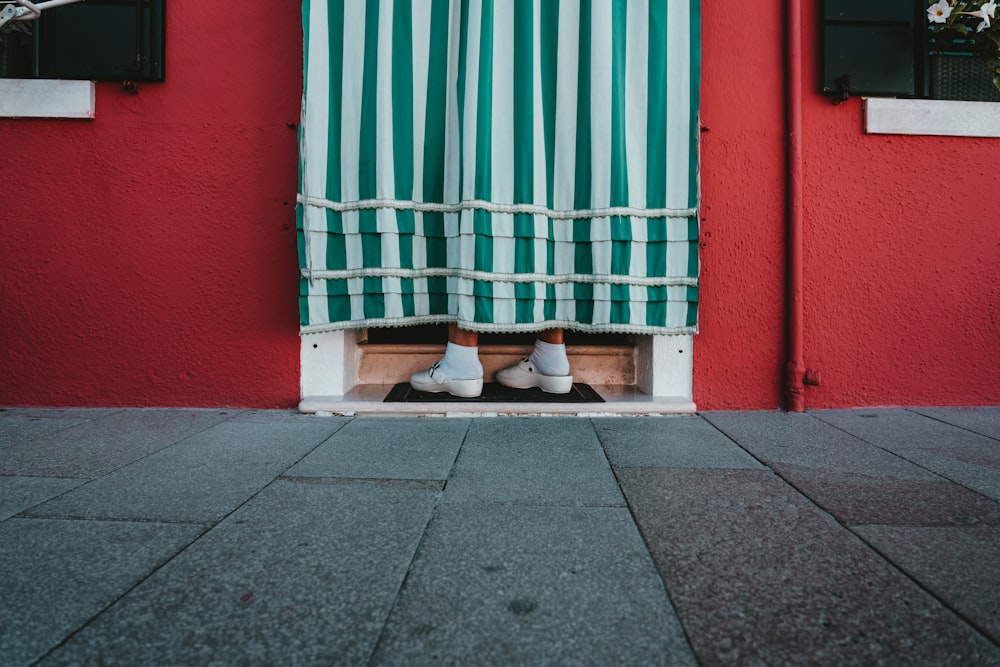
[[785, 0, 806, 412]]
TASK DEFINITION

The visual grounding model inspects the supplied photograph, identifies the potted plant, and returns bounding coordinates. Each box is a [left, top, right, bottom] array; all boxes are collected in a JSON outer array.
[[927, 0, 1000, 100]]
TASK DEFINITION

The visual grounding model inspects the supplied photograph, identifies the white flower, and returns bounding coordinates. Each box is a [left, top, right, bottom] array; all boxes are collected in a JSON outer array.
[[927, 0, 953, 23], [981, 1, 997, 18], [971, 8, 991, 30]]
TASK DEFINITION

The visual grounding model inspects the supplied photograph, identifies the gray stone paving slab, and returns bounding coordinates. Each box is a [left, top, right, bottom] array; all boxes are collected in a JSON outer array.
[[617, 467, 1000, 666], [0, 414, 90, 450], [0, 408, 122, 420], [0, 409, 234, 478], [443, 417, 624, 506], [40, 479, 439, 667], [766, 465, 1000, 527], [595, 415, 765, 469], [703, 411, 1000, 526], [1, 517, 204, 667], [702, 411, 943, 478], [815, 409, 1000, 502], [853, 525, 1000, 645], [912, 407, 1000, 441], [0, 476, 84, 521], [370, 503, 696, 666], [225, 410, 328, 424], [287, 417, 469, 480], [815, 409, 999, 452], [26, 420, 342, 522]]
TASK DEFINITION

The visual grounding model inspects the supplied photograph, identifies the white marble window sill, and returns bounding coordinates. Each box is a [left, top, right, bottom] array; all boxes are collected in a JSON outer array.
[[864, 98, 1000, 138], [0, 79, 95, 118]]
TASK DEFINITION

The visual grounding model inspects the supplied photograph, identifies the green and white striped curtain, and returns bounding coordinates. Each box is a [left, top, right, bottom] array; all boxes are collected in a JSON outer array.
[[297, 0, 700, 334]]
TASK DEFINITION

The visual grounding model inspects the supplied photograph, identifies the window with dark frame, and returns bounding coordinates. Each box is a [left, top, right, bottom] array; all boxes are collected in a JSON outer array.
[[823, 0, 1000, 103], [0, 0, 164, 81]]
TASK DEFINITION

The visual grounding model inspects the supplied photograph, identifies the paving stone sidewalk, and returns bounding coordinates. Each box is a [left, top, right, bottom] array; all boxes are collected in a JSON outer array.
[[1, 406, 998, 665]]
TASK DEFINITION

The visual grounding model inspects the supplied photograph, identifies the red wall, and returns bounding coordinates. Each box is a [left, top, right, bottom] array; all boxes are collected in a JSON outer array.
[[798, 3, 998, 408], [0, 4, 304, 407], [695, 0, 1000, 409], [1, 1, 997, 409], [695, 0, 788, 409]]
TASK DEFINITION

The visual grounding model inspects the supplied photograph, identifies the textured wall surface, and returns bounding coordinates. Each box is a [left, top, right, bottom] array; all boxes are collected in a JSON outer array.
[[799, 111, 1000, 408], [797, 0, 999, 408], [0, 5, 304, 407], [694, 0, 999, 409], [1, 1, 996, 408], [695, 0, 787, 409]]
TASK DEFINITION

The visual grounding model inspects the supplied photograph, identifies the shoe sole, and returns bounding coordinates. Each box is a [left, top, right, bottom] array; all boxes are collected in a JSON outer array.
[[496, 373, 574, 394], [409, 377, 483, 398]]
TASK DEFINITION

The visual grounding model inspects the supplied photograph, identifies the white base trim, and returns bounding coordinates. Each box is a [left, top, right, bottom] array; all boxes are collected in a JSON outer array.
[[299, 333, 695, 413], [0, 79, 95, 119], [299, 330, 360, 397], [635, 334, 693, 398], [864, 98, 1000, 138]]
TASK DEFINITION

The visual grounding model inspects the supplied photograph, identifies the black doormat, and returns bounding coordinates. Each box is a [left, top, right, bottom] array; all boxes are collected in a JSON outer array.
[[384, 382, 604, 403]]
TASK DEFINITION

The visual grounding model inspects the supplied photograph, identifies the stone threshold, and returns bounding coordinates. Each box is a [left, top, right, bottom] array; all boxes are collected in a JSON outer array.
[[299, 385, 696, 416]]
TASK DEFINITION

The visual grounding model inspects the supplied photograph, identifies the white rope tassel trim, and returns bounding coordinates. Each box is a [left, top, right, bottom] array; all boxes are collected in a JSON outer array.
[[298, 95, 312, 285], [299, 266, 698, 287], [300, 315, 697, 336], [297, 195, 696, 221]]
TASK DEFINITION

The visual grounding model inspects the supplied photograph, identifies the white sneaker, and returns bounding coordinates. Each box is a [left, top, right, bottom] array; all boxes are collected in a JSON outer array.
[[409, 362, 483, 398], [495, 358, 574, 394]]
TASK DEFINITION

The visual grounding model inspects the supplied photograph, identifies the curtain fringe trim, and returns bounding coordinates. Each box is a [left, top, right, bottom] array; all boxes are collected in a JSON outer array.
[[300, 315, 697, 336], [297, 195, 696, 221], [300, 267, 698, 287]]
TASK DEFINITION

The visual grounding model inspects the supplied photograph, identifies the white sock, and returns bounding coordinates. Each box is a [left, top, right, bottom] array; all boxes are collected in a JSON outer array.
[[435, 342, 483, 380], [528, 339, 570, 377]]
